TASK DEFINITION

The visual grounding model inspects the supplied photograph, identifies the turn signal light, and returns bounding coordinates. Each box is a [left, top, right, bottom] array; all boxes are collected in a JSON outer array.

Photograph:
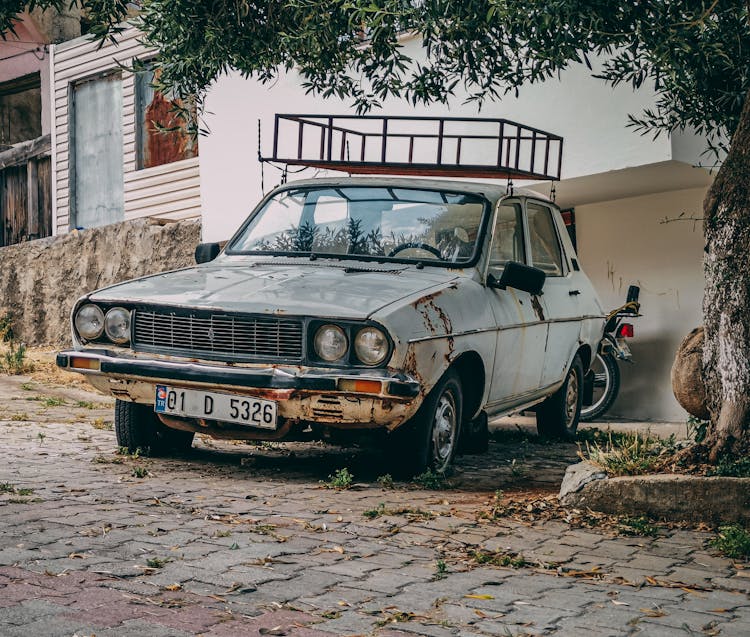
[[338, 379, 382, 394], [617, 323, 634, 338], [70, 356, 101, 371]]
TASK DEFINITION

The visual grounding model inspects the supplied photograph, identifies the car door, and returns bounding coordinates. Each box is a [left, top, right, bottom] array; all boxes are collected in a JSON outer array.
[[525, 201, 581, 388], [484, 200, 548, 406]]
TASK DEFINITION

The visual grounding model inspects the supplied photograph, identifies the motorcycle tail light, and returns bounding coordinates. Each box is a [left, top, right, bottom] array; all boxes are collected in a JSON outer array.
[[617, 323, 634, 338]]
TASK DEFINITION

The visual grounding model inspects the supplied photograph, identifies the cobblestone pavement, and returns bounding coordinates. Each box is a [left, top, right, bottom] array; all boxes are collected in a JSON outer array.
[[1, 373, 749, 637]]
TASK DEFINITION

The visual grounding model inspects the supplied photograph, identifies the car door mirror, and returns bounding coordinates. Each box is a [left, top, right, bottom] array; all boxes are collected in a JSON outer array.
[[488, 261, 546, 295], [195, 242, 221, 264]]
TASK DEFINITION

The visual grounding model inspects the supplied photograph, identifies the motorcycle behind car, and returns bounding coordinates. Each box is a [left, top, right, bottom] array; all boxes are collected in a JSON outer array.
[[581, 285, 641, 421]]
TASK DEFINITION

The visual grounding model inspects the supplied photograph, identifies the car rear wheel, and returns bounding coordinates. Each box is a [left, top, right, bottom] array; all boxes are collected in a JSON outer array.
[[391, 370, 463, 477], [114, 399, 194, 455], [536, 354, 583, 440]]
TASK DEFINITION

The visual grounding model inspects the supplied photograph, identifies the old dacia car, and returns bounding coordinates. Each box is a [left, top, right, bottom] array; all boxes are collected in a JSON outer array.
[[57, 177, 604, 475]]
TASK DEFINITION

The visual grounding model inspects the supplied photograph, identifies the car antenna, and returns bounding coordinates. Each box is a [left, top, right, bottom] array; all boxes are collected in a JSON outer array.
[[550, 180, 557, 203], [506, 177, 514, 196]]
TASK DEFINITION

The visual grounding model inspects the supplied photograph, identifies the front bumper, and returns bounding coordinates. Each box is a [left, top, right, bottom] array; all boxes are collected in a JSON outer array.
[[57, 349, 421, 430]]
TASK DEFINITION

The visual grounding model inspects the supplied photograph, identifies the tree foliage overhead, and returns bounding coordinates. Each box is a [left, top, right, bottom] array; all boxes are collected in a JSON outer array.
[[3, 1, 749, 147]]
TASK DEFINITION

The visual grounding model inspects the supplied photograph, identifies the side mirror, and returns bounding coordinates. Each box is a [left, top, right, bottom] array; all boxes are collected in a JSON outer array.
[[195, 242, 221, 264], [488, 261, 546, 296], [626, 285, 640, 303]]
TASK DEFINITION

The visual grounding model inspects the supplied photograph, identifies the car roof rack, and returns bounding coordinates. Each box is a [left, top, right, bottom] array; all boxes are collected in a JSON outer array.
[[260, 114, 563, 181]]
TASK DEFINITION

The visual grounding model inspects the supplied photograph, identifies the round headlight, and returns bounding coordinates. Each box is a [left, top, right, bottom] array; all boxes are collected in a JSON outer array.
[[314, 324, 348, 362], [74, 304, 105, 340], [104, 307, 131, 344], [354, 327, 389, 366]]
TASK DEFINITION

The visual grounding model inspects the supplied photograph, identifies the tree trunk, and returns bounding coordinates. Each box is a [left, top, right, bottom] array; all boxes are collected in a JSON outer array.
[[702, 88, 750, 461]]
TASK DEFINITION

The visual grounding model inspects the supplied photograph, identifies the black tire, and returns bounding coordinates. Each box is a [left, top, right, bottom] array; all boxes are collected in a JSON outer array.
[[536, 354, 584, 440], [580, 352, 620, 422], [114, 399, 194, 455], [460, 411, 489, 454], [390, 370, 463, 477]]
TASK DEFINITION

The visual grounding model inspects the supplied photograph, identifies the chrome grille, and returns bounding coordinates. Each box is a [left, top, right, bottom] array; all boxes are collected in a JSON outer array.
[[133, 309, 304, 361]]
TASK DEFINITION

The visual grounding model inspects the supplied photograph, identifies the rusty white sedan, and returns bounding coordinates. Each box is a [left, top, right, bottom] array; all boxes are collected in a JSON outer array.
[[57, 177, 604, 475]]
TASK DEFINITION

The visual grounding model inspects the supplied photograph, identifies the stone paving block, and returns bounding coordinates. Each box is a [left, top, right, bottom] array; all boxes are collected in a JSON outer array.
[[554, 615, 628, 636], [314, 609, 381, 635], [345, 567, 429, 594], [664, 565, 719, 586], [297, 584, 378, 610], [313, 558, 383, 577], [500, 601, 579, 631], [2, 615, 89, 637], [0, 599, 70, 626], [715, 621, 750, 637], [97, 618, 196, 636]]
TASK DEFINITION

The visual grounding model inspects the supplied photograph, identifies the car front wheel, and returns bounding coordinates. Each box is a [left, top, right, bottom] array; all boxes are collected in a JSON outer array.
[[115, 399, 194, 455], [536, 354, 583, 440], [391, 370, 463, 476]]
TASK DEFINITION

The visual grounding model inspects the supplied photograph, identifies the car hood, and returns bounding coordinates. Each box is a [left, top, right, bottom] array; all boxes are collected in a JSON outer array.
[[89, 259, 463, 319]]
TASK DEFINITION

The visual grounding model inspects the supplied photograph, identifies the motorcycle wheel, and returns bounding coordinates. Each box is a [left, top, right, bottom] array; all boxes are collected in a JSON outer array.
[[580, 351, 620, 422]]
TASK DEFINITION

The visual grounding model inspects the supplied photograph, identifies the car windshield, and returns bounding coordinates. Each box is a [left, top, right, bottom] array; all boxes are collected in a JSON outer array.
[[228, 186, 488, 265]]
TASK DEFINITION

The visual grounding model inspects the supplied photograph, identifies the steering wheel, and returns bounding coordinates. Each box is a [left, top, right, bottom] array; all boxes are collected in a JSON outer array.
[[387, 242, 442, 258]]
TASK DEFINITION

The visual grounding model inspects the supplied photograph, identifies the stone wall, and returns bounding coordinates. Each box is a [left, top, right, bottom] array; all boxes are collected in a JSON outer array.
[[0, 218, 201, 346]]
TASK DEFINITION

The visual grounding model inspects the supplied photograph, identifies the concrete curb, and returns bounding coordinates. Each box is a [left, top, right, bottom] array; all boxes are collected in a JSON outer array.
[[559, 461, 750, 524]]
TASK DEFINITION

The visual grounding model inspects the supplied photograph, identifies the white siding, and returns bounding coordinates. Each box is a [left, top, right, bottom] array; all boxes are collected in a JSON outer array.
[[52, 27, 201, 234]]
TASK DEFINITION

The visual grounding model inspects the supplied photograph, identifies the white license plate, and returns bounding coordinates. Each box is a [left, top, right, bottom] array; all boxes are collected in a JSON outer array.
[[155, 385, 277, 429]]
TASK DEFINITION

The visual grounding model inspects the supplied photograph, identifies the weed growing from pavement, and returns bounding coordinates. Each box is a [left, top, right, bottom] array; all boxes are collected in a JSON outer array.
[[20, 382, 33, 391], [2, 341, 32, 375], [145, 557, 171, 569], [10, 413, 28, 421], [26, 395, 66, 408], [76, 400, 95, 409], [131, 466, 149, 478], [434, 559, 448, 580], [37, 432, 46, 444], [321, 467, 353, 490], [711, 525, 750, 560], [617, 516, 660, 537], [376, 473, 394, 489], [412, 469, 447, 489], [0, 483, 34, 496]]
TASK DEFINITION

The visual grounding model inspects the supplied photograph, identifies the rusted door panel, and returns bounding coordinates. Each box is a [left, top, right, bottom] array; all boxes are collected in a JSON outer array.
[[0, 164, 26, 246], [486, 287, 547, 401]]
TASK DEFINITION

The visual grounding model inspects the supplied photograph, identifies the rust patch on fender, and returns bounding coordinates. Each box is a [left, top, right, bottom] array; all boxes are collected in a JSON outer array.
[[413, 289, 453, 335], [531, 295, 545, 321]]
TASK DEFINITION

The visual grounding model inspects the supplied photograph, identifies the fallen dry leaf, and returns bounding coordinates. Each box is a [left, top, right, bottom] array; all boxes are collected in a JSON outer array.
[[465, 594, 494, 600]]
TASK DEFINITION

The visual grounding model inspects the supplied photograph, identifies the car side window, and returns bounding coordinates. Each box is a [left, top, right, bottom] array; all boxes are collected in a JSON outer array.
[[527, 203, 564, 276], [488, 202, 525, 277]]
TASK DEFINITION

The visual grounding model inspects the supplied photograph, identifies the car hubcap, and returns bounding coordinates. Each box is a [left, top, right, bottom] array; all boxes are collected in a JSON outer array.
[[565, 369, 579, 428], [432, 392, 457, 466]]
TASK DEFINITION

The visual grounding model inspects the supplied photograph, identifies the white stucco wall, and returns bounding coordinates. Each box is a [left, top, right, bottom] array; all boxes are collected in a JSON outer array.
[[200, 39, 674, 242], [575, 187, 706, 421]]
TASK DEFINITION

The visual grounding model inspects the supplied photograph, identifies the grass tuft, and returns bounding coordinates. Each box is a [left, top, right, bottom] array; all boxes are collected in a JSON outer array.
[[711, 524, 750, 560], [321, 467, 353, 490]]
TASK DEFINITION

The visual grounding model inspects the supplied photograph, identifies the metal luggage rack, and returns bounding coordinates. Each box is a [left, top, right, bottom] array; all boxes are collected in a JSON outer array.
[[261, 114, 563, 181]]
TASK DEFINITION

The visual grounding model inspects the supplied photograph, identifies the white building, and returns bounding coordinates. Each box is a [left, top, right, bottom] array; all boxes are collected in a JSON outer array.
[[51, 30, 712, 422]]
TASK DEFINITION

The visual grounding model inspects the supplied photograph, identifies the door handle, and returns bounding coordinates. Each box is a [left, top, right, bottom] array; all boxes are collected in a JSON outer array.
[[569, 289, 581, 296]]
